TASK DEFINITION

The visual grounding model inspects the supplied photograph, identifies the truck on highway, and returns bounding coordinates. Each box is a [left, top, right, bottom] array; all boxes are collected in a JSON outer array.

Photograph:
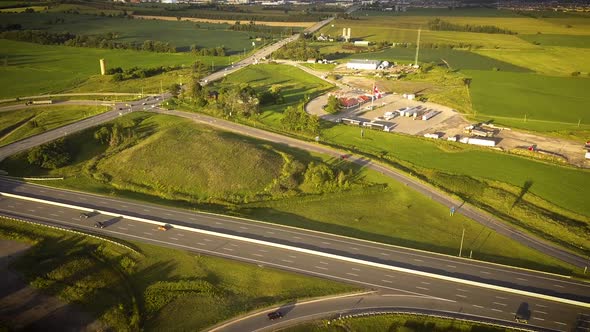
[[31, 100, 53, 105]]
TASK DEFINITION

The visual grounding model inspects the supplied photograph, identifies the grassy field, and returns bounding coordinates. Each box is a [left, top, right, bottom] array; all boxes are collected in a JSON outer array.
[[518, 34, 590, 48], [283, 314, 514, 332], [0, 218, 357, 331], [0, 105, 109, 146], [0, 112, 582, 273], [0, 40, 219, 98], [466, 70, 590, 130], [0, 12, 277, 52]]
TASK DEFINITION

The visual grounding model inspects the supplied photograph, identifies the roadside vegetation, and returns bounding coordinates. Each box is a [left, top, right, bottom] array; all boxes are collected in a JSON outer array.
[[0, 105, 109, 146], [282, 314, 517, 332], [0, 112, 582, 275], [0, 217, 357, 331]]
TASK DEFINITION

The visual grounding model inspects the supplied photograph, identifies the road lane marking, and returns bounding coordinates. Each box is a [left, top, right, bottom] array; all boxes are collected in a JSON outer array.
[[39, 190, 46, 193], [293, 236, 302, 240], [535, 310, 547, 315], [495, 296, 507, 300], [420, 281, 431, 285], [516, 277, 528, 281], [346, 273, 358, 277], [127, 224, 135, 227], [319, 261, 329, 265], [415, 286, 429, 291], [288, 255, 297, 259], [79, 197, 87, 201], [169, 237, 179, 241], [189, 217, 197, 221], [258, 249, 268, 253], [222, 248, 234, 251], [413, 259, 424, 262], [71, 218, 79, 221], [446, 265, 456, 268], [493, 302, 507, 306], [352, 268, 361, 271], [351, 247, 359, 251], [117, 227, 128, 230], [49, 214, 59, 217], [6, 205, 14, 208], [385, 274, 396, 278], [203, 238, 212, 242], [535, 304, 547, 308], [143, 209, 150, 212], [481, 271, 491, 275], [143, 232, 152, 235], [456, 294, 467, 298], [215, 222, 223, 225], [381, 279, 393, 283], [314, 266, 328, 270], [239, 226, 248, 230], [229, 243, 238, 247], [121, 205, 128, 208], [164, 213, 172, 216], [553, 284, 565, 288], [491, 309, 503, 313], [457, 288, 468, 292], [321, 241, 331, 245], [533, 317, 545, 321], [281, 259, 293, 263], [177, 233, 184, 236], [266, 231, 275, 235], [196, 242, 206, 246], [554, 322, 567, 326], [380, 252, 390, 256], [473, 305, 484, 309], [252, 254, 263, 257]]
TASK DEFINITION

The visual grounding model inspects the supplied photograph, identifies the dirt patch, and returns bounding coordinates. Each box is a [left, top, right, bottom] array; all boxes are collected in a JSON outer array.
[[0, 239, 107, 331]]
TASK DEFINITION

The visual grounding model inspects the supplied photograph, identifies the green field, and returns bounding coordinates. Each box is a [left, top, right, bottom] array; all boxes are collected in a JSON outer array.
[[466, 70, 590, 130], [0, 40, 217, 98], [284, 314, 514, 332], [0, 12, 278, 52], [0, 112, 582, 273], [518, 34, 590, 48], [0, 105, 109, 146], [0, 218, 357, 331]]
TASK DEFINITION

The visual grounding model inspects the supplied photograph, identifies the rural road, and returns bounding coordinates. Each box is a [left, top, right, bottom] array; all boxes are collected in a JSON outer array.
[[0, 187, 588, 332]]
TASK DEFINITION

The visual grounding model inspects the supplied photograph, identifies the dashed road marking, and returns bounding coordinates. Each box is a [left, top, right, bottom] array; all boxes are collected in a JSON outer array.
[[288, 255, 297, 259], [457, 288, 468, 292], [177, 233, 184, 236], [456, 294, 467, 298], [281, 259, 293, 263], [413, 259, 424, 262], [554, 322, 567, 326], [222, 247, 234, 251], [493, 302, 507, 307], [491, 309, 503, 313], [553, 284, 565, 289], [352, 268, 361, 271], [252, 253, 263, 257], [169, 237, 179, 241], [314, 266, 328, 270], [319, 261, 329, 265], [117, 227, 128, 230], [239, 226, 248, 230], [164, 213, 172, 216], [481, 271, 491, 275], [203, 238, 212, 242], [321, 241, 331, 245], [143, 232, 152, 235], [473, 305, 484, 309], [535, 304, 547, 308], [50, 214, 59, 217], [495, 296, 507, 300], [293, 236, 302, 240], [266, 231, 275, 235], [351, 247, 359, 251], [7, 205, 14, 208], [516, 277, 528, 281], [420, 281, 431, 285], [446, 265, 456, 268], [381, 279, 393, 284], [385, 274, 396, 278], [533, 317, 545, 321], [415, 286, 429, 291], [346, 273, 358, 277], [196, 242, 206, 246], [380, 252, 390, 256], [535, 310, 547, 315]]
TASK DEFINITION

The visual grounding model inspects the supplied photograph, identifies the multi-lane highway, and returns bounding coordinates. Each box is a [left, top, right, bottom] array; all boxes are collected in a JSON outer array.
[[0, 178, 589, 332]]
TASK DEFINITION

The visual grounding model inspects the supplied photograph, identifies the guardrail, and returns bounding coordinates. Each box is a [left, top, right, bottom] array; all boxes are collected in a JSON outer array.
[[1, 191, 589, 309]]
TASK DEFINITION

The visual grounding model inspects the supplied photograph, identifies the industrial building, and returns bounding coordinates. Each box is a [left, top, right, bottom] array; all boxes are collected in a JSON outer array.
[[346, 59, 381, 70]]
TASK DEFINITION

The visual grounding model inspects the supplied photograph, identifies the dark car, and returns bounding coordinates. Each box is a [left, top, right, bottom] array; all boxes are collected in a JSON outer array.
[[79, 212, 90, 219], [94, 221, 105, 229], [515, 302, 530, 324], [267, 311, 283, 320]]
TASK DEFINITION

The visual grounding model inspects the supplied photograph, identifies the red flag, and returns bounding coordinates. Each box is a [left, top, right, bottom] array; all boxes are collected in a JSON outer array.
[[373, 84, 382, 99]]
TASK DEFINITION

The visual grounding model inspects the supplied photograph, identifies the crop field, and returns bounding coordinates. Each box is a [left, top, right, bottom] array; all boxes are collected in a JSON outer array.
[[337, 48, 530, 71], [0, 112, 579, 272], [0, 40, 212, 98], [0, 12, 277, 52], [466, 70, 590, 129], [518, 34, 590, 48], [0, 218, 356, 331], [0, 105, 109, 146]]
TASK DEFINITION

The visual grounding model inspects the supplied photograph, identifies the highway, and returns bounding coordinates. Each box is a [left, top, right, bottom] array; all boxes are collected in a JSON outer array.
[[0, 182, 588, 332]]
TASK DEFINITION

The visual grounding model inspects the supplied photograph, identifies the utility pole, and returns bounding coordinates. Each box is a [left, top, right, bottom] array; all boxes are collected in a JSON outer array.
[[414, 28, 421, 67], [459, 228, 465, 257]]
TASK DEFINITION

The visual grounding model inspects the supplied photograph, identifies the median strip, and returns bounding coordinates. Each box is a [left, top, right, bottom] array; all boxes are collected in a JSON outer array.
[[2, 191, 589, 309]]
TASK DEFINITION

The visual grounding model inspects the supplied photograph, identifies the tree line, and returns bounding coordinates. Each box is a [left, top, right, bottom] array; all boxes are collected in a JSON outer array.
[[108, 65, 181, 82], [0, 29, 176, 52], [428, 18, 516, 35], [272, 38, 320, 61]]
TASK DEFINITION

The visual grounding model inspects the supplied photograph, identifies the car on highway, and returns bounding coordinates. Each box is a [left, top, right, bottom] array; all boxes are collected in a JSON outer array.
[[514, 302, 530, 324], [94, 221, 105, 229], [158, 224, 171, 231], [79, 212, 90, 219], [267, 311, 283, 320]]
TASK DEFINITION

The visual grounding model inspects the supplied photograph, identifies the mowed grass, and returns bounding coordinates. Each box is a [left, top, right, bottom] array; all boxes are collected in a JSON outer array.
[[0, 218, 357, 331], [519, 34, 590, 48], [0, 105, 109, 146], [0, 40, 221, 98], [0, 13, 266, 52], [466, 70, 590, 128]]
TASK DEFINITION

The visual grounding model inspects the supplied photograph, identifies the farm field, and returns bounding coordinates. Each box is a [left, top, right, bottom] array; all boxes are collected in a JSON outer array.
[[0, 105, 109, 146], [0, 218, 357, 331], [0, 40, 214, 99], [0, 112, 577, 273], [518, 34, 590, 48], [0, 12, 280, 52]]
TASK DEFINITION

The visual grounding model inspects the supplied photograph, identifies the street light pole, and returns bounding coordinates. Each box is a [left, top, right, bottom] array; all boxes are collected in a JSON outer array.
[[459, 227, 465, 257]]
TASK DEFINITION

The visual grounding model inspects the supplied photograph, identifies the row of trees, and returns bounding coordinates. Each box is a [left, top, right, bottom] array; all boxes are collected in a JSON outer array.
[[229, 21, 294, 36], [272, 38, 320, 61], [190, 45, 226, 56], [428, 18, 517, 35], [108, 65, 182, 82], [0, 29, 176, 52]]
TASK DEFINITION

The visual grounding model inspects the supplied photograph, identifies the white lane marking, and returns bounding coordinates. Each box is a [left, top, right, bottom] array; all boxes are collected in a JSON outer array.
[[121, 205, 128, 208], [415, 286, 429, 291], [517, 277, 528, 281], [222, 248, 234, 251], [351, 247, 359, 251], [319, 261, 329, 265], [196, 242, 206, 246], [49, 214, 58, 217], [143, 232, 152, 235], [491, 309, 503, 313], [229, 243, 238, 247], [288, 255, 297, 259], [293, 236, 302, 240], [414, 259, 424, 262], [71, 218, 79, 221], [27, 209, 36, 212], [39, 190, 46, 193], [189, 217, 197, 221], [420, 281, 431, 285], [7, 205, 15, 208], [164, 213, 172, 216], [346, 273, 358, 277], [127, 224, 135, 227], [281, 259, 293, 263], [535, 310, 547, 315], [314, 266, 328, 270], [169, 237, 179, 241], [177, 233, 184, 236], [456, 294, 467, 298], [252, 254, 263, 257], [321, 241, 331, 245], [117, 227, 128, 230], [266, 231, 275, 235], [446, 265, 456, 268], [239, 226, 248, 230], [203, 238, 212, 242], [535, 304, 547, 308], [457, 288, 468, 292], [553, 284, 565, 288], [385, 274, 396, 278], [143, 209, 150, 212], [215, 222, 223, 225], [481, 271, 491, 275], [533, 317, 545, 321], [79, 197, 87, 201], [57, 210, 64, 214], [352, 268, 361, 271], [258, 249, 268, 253], [381, 279, 393, 284], [99, 200, 107, 204], [380, 252, 390, 256], [554, 322, 567, 326], [493, 302, 507, 307], [495, 296, 507, 300], [473, 305, 484, 309]]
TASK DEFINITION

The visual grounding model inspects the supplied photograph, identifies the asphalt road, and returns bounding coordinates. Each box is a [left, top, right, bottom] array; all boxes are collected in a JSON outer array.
[[0, 188, 588, 332]]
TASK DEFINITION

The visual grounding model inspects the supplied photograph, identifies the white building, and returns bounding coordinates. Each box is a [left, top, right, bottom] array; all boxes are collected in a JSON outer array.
[[346, 59, 381, 70]]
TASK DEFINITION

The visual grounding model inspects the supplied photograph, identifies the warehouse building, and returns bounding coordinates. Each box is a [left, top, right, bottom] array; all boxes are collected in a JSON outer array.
[[346, 59, 381, 70]]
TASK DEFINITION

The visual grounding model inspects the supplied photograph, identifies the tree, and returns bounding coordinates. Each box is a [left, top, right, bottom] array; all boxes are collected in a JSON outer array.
[[27, 139, 71, 169], [324, 95, 340, 114], [94, 127, 110, 144]]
